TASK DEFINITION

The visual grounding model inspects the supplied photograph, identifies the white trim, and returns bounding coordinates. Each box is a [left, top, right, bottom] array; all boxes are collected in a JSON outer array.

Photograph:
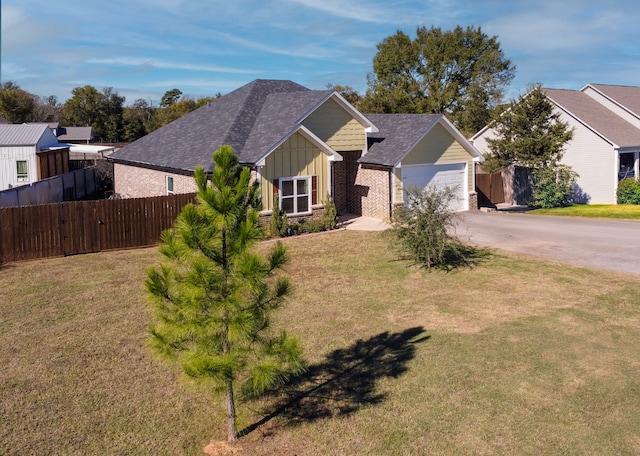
[[255, 125, 342, 166], [279, 175, 313, 216], [391, 116, 483, 167], [166, 175, 174, 195]]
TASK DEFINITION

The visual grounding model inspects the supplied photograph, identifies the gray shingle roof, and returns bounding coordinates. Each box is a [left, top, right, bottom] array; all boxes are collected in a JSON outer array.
[[545, 88, 640, 147], [363, 114, 444, 166], [109, 79, 314, 172], [0, 124, 50, 146], [587, 84, 640, 120], [57, 126, 93, 142]]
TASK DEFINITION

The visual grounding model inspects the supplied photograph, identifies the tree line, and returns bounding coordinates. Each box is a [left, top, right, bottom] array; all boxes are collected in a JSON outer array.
[[0, 82, 220, 143]]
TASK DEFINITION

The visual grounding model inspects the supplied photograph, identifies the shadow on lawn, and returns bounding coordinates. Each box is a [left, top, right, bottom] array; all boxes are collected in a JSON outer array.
[[239, 326, 429, 437]]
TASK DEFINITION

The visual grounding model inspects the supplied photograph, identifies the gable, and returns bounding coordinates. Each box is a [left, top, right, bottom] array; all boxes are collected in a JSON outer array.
[[302, 98, 366, 151], [260, 131, 329, 212], [402, 123, 474, 165]]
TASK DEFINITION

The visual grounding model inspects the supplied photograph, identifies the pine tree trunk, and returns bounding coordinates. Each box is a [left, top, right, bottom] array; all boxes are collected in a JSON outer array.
[[226, 379, 237, 442]]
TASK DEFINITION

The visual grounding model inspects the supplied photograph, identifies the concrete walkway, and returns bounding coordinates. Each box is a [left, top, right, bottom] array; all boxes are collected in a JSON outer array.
[[338, 214, 390, 231]]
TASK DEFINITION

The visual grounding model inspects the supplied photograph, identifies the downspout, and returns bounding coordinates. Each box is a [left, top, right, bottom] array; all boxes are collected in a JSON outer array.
[[388, 166, 394, 220]]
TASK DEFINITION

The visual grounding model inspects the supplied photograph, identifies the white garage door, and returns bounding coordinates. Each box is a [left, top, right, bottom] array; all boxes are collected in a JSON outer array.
[[402, 163, 467, 211]]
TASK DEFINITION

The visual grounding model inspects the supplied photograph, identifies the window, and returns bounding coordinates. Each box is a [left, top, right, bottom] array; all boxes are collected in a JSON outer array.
[[278, 176, 317, 215], [166, 176, 174, 195], [16, 160, 28, 181]]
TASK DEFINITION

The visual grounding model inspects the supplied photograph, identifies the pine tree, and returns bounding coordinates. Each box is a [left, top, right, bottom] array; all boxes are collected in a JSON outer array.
[[145, 145, 305, 442]]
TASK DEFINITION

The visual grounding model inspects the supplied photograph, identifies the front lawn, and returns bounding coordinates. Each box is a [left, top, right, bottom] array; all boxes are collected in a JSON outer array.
[[2, 231, 640, 455], [531, 203, 640, 219]]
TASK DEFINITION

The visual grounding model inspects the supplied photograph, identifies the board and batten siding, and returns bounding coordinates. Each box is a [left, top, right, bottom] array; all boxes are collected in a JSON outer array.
[[399, 123, 474, 195], [261, 132, 328, 212], [557, 111, 617, 204], [302, 98, 366, 152], [0, 146, 39, 191]]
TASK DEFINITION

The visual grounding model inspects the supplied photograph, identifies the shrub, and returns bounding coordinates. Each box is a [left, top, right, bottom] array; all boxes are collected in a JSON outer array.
[[617, 178, 640, 204], [269, 194, 288, 237], [389, 186, 465, 270], [321, 194, 338, 230], [531, 164, 578, 208]]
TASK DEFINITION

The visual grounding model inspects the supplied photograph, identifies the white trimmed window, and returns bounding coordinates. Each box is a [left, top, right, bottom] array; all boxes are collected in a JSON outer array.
[[277, 176, 317, 215], [166, 176, 174, 195], [16, 160, 28, 181]]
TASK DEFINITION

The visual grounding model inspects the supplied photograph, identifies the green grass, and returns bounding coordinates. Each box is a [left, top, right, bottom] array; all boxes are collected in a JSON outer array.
[[530, 203, 640, 219], [2, 231, 640, 455]]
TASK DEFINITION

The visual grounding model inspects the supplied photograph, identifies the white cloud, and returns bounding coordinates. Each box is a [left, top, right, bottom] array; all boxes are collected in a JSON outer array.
[[85, 57, 261, 74]]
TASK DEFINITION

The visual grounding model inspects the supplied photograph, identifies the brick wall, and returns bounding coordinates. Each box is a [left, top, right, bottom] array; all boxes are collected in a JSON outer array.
[[114, 164, 197, 198], [356, 165, 392, 220]]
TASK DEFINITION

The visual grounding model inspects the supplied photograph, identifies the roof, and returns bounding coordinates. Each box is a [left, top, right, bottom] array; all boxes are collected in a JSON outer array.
[[57, 126, 94, 142], [364, 114, 482, 166], [585, 84, 640, 120], [110, 79, 317, 172], [0, 124, 51, 146], [544, 88, 640, 148]]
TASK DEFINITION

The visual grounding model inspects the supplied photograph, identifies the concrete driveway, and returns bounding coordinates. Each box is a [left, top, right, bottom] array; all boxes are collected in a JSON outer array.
[[455, 210, 640, 275]]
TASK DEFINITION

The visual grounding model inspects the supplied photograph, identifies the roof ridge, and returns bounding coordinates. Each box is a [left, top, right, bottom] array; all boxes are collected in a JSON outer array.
[[220, 80, 311, 153]]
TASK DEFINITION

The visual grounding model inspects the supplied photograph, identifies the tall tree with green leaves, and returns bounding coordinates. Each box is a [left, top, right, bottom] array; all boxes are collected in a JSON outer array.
[[62, 85, 126, 141], [361, 25, 515, 136], [0, 81, 35, 123], [145, 145, 305, 442]]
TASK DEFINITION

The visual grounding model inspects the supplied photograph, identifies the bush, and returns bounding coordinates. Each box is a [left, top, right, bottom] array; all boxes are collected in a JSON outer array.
[[389, 186, 465, 270], [321, 194, 338, 230], [531, 164, 578, 208], [617, 178, 640, 204], [269, 194, 288, 237]]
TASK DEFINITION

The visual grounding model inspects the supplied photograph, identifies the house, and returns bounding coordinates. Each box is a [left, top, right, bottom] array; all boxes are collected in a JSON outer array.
[[471, 84, 640, 205], [47, 124, 94, 144], [109, 79, 481, 220], [0, 124, 69, 191]]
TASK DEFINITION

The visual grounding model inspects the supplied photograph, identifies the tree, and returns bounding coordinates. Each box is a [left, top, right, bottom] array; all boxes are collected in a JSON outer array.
[[483, 84, 577, 207], [62, 85, 103, 128], [145, 145, 305, 442], [483, 84, 574, 172], [159, 88, 182, 108], [326, 84, 362, 109], [62, 85, 126, 142], [101, 87, 125, 142], [389, 186, 466, 270], [361, 26, 515, 136], [32, 95, 62, 123], [0, 81, 35, 123], [123, 98, 156, 142]]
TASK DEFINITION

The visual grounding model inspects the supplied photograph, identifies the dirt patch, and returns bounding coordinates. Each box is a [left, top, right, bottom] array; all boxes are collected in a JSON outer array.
[[203, 440, 242, 455]]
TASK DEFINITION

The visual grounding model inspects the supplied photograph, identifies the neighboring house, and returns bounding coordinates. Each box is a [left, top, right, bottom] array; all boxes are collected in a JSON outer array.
[[471, 83, 640, 205], [47, 124, 94, 144], [109, 79, 481, 220], [0, 124, 69, 191], [0, 115, 10, 124]]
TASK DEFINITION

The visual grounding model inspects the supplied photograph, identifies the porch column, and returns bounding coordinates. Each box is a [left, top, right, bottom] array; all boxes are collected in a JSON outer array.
[[635, 152, 639, 180]]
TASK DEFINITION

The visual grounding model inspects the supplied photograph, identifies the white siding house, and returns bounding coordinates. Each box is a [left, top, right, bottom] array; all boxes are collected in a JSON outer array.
[[0, 124, 60, 191], [471, 84, 640, 205]]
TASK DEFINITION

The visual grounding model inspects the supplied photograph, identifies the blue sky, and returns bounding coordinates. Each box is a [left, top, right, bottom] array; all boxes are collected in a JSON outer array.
[[2, 0, 639, 105]]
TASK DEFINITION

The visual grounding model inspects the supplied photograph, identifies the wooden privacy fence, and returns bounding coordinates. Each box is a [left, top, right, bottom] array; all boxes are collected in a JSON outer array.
[[0, 193, 196, 264], [476, 172, 505, 206]]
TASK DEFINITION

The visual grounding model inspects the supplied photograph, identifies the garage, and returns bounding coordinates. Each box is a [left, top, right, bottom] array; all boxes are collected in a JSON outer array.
[[401, 162, 467, 211]]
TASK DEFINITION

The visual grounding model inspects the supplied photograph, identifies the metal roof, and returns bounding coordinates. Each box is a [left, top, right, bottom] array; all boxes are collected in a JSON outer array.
[[0, 124, 51, 146]]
